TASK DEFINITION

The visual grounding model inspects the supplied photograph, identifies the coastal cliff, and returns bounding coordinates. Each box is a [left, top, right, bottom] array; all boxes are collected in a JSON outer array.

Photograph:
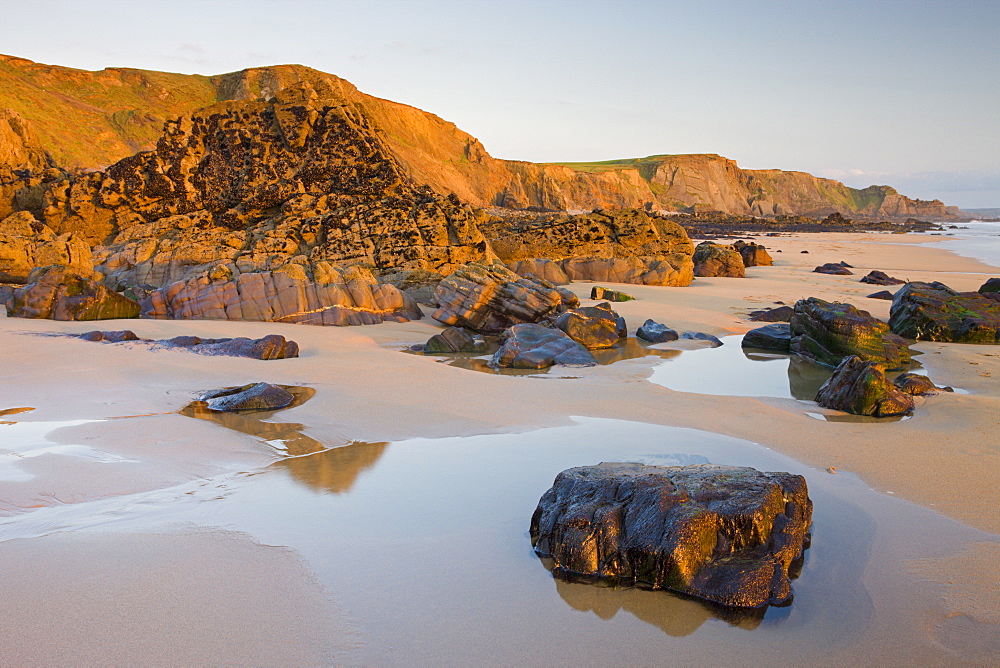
[[0, 55, 961, 221]]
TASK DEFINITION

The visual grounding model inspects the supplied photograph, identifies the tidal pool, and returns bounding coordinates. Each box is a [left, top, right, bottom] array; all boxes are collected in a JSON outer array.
[[0, 414, 993, 664]]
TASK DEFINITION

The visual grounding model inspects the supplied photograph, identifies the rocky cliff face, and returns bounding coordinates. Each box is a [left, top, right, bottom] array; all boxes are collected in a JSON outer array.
[[0, 55, 961, 222]]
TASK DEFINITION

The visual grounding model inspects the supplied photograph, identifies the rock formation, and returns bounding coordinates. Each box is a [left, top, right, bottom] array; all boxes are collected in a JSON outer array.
[[860, 270, 905, 286], [813, 262, 853, 276], [552, 303, 627, 349], [421, 326, 487, 354], [889, 281, 1000, 343], [693, 241, 745, 278], [0, 211, 93, 283], [680, 331, 724, 347], [530, 462, 812, 608], [489, 323, 597, 369], [590, 286, 633, 302], [732, 240, 773, 267], [197, 382, 296, 412], [10, 265, 139, 320], [814, 356, 915, 417], [76, 331, 300, 359], [790, 297, 910, 369], [741, 324, 792, 353], [749, 305, 794, 322], [636, 319, 678, 343]]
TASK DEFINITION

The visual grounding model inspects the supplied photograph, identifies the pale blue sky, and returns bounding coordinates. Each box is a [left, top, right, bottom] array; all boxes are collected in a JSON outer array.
[[4, 0, 998, 207]]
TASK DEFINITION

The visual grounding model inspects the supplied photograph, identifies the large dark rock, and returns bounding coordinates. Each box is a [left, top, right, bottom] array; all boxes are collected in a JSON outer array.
[[813, 262, 853, 275], [552, 302, 626, 349], [860, 270, 905, 286], [979, 278, 1000, 294], [889, 281, 1000, 342], [742, 324, 791, 353], [183, 335, 299, 360], [693, 241, 745, 278], [489, 323, 596, 369], [866, 290, 896, 301], [10, 265, 140, 320], [635, 318, 679, 343], [422, 326, 486, 354], [432, 263, 566, 334], [530, 462, 812, 609], [732, 240, 773, 267], [197, 382, 296, 412], [814, 356, 914, 417], [790, 297, 911, 369], [749, 305, 794, 322]]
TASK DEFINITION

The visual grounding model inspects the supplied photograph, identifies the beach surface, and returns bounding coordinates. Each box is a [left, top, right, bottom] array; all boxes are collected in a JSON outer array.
[[1, 231, 998, 665]]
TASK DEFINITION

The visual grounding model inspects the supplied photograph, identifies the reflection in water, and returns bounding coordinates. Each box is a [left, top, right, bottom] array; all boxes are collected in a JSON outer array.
[[275, 441, 391, 494], [806, 412, 912, 424], [551, 573, 764, 636], [787, 356, 834, 400], [179, 386, 326, 456]]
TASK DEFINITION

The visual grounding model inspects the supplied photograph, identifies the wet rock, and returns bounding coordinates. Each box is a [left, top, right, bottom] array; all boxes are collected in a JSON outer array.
[[681, 331, 723, 347], [10, 265, 140, 320], [590, 286, 634, 302], [813, 262, 853, 275], [489, 323, 596, 369], [635, 319, 679, 343], [78, 330, 140, 343], [732, 240, 773, 267], [814, 356, 914, 417], [188, 335, 299, 360], [892, 372, 942, 396], [142, 266, 421, 326], [197, 382, 296, 412], [741, 324, 791, 353], [790, 297, 911, 369], [422, 326, 486, 354], [693, 241, 745, 278], [748, 306, 794, 322], [432, 263, 565, 334], [889, 281, 1000, 343], [552, 302, 627, 349], [860, 270, 905, 286], [530, 462, 812, 609], [866, 290, 896, 300], [555, 286, 580, 310]]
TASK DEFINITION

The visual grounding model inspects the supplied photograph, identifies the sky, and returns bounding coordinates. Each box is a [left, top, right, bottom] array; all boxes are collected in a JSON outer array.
[[4, 0, 999, 208]]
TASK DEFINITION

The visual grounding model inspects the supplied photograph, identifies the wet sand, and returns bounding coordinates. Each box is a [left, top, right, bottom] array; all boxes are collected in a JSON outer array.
[[1, 231, 998, 664]]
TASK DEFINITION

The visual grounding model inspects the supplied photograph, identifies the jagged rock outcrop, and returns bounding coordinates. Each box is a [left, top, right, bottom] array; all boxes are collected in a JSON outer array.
[[693, 241, 745, 278], [432, 263, 566, 334], [10, 265, 139, 320], [0, 211, 93, 282], [484, 209, 695, 286], [742, 324, 792, 353], [489, 323, 597, 369], [530, 462, 812, 608], [732, 240, 773, 267], [790, 297, 911, 369], [552, 302, 627, 349], [0, 107, 62, 220], [814, 356, 915, 417], [142, 265, 421, 325], [889, 281, 1000, 342]]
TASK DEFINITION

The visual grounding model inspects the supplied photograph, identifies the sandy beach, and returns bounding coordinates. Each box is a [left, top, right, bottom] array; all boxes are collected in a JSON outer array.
[[2, 231, 998, 665]]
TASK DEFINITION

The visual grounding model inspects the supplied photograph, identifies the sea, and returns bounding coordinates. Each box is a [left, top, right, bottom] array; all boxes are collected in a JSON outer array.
[[930, 219, 1000, 269]]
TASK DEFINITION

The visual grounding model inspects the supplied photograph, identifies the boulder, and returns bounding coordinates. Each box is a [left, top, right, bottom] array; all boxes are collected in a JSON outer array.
[[813, 262, 853, 275], [790, 297, 911, 369], [979, 278, 1000, 294], [732, 240, 773, 267], [197, 382, 295, 412], [182, 335, 299, 360], [530, 462, 812, 609], [432, 263, 565, 334], [814, 356, 915, 417], [741, 324, 791, 353], [552, 302, 626, 349], [555, 286, 580, 310], [422, 326, 487, 354], [860, 270, 905, 286], [749, 306, 794, 322], [635, 318, 678, 343], [10, 265, 140, 320], [681, 331, 723, 347], [590, 286, 634, 302], [889, 281, 1000, 342], [693, 241, 745, 278], [489, 323, 597, 369], [866, 290, 896, 300], [892, 372, 942, 396]]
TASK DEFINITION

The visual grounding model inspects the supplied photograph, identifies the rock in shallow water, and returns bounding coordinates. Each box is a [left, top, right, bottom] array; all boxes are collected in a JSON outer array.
[[635, 318, 678, 343], [741, 323, 791, 352], [552, 302, 626, 349], [489, 323, 596, 369], [530, 462, 812, 609], [790, 297, 910, 369], [197, 382, 295, 412], [814, 355, 914, 417]]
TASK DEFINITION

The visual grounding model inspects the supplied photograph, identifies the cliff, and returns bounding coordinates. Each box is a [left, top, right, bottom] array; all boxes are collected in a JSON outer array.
[[0, 54, 960, 221]]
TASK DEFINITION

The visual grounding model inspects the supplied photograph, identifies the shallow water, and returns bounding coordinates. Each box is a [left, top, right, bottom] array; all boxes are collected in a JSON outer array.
[[0, 413, 993, 664], [930, 220, 1000, 269]]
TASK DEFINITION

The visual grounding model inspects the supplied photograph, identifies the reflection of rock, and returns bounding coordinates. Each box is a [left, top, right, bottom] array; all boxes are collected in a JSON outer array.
[[551, 574, 763, 638], [490, 323, 597, 369], [198, 382, 295, 412], [10, 265, 140, 320], [790, 297, 910, 369], [741, 324, 791, 353], [787, 356, 834, 401], [889, 281, 1000, 343], [552, 303, 627, 349], [276, 441, 391, 493], [531, 462, 812, 609], [814, 356, 914, 417]]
